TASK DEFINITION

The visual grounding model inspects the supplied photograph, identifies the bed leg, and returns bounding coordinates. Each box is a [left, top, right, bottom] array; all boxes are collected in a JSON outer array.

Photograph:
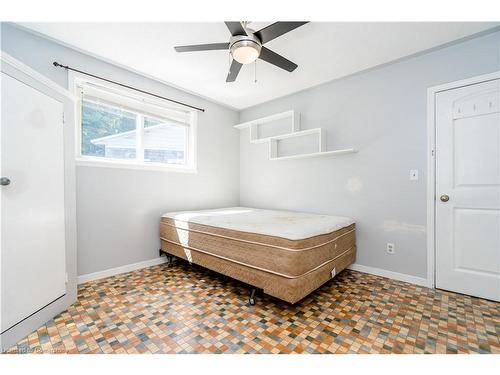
[[165, 254, 173, 267], [160, 248, 174, 267], [249, 288, 256, 306]]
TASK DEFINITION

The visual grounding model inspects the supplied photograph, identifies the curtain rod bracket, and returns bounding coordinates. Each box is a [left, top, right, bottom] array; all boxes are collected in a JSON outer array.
[[52, 61, 205, 113]]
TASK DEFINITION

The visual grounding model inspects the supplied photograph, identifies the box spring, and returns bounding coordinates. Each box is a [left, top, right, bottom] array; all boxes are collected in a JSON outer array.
[[160, 217, 356, 304]]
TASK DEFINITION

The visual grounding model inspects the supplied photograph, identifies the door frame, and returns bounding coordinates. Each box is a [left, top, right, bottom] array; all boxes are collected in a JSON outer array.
[[426, 71, 500, 288]]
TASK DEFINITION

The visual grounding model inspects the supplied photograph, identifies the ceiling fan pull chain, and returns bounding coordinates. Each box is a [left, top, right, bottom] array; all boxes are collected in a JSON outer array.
[[254, 60, 257, 83]]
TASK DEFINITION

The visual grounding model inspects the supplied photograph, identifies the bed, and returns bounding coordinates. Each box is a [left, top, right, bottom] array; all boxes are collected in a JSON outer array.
[[159, 207, 356, 304]]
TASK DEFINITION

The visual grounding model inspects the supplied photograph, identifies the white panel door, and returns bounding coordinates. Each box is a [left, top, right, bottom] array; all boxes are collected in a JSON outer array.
[[1, 72, 66, 333], [435, 78, 500, 301]]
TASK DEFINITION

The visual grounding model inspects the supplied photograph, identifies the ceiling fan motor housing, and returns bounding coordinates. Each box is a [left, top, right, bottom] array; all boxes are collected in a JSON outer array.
[[230, 33, 262, 64]]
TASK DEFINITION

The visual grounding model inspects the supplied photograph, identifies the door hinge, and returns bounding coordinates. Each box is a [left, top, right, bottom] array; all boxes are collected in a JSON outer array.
[[431, 149, 435, 157], [62, 112, 65, 125]]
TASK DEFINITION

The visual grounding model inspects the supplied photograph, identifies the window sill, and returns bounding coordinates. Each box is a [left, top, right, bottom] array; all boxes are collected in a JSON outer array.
[[75, 157, 197, 174]]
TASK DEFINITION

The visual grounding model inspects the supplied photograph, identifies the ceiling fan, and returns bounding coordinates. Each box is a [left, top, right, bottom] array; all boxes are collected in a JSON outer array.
[[174, 21, 309, 82]]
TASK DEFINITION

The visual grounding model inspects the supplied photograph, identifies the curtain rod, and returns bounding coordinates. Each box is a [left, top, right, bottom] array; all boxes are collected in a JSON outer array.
[[53, 61, 205, 113]]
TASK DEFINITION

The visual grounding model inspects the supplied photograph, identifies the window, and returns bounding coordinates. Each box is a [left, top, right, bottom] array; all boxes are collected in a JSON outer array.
[[73, 75, 196, 171]]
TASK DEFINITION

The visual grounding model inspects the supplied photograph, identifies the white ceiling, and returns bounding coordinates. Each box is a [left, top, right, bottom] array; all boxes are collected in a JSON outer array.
[[18, 22, 499, 109]]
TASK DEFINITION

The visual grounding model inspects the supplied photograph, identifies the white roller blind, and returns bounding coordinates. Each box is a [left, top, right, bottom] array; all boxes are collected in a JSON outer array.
[[78, 81, 192, 126]]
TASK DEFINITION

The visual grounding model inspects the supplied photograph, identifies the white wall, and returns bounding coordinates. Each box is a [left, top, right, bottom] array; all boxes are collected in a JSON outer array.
[[1, 23, 240, 276], [239, 30, 500, 280]]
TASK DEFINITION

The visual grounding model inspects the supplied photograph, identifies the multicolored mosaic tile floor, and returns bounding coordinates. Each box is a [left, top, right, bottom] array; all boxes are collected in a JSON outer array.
[[6, 261, 500, 354]]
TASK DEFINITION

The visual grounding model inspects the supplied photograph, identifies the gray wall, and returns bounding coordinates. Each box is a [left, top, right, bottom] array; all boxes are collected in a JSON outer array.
[[239, 30, 500, 279], [1, 23, 240, 276], [3, 23, 499, 281]]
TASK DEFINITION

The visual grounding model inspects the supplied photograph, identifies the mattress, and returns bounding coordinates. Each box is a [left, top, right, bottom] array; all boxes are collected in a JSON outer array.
[[160, 207, 356, 303], [162, 207, 354, 240]]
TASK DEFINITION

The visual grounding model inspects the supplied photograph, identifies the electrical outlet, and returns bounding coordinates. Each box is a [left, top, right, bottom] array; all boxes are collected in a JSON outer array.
[[331, 268, 336, 278], [410, 169, 419, 181], [386, 243, 395, 254]]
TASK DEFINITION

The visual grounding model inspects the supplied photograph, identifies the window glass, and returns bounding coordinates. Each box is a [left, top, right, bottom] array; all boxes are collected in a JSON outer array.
[[143, 116, 187, 164], [78, 87, 193, 169], [81, 100, 137, 160]]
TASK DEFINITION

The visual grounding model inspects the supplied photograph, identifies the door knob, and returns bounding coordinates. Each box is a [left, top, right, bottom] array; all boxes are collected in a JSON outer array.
[[440, 194, 449, 202], [0, 177, 11, 186]]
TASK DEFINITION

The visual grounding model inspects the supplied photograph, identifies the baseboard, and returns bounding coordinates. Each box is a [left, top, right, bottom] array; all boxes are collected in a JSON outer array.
[[348, 263, 430, 287], [77, 257, 429, 288], [77, 257, 168, 285]]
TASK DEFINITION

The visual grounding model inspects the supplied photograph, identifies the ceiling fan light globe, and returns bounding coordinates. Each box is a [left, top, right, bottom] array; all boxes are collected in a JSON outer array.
[[230, 38, 261, 65], [233, 46, 260, 64]]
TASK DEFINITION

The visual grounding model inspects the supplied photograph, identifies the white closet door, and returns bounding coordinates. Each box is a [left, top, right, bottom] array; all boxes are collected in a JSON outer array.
[[435, 78, 500, 301], [1, 72, 67, 333]]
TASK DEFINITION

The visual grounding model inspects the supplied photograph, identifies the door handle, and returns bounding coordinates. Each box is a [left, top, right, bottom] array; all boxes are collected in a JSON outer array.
[[440, 194, 449, 202], [0, 177, 11, 186]]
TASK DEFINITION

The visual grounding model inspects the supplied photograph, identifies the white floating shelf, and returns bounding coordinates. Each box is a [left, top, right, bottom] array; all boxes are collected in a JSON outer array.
[[270, 148, 357, 161], [235, 110, 357, 161], [268, 128, 324, 141], [234, 110, 297, 129], [234, 110, 300, 144], [269, 128, 326, 159]]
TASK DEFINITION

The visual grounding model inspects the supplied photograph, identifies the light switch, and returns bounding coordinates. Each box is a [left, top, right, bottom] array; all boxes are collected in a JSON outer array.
[[410, 169, 419, 181]]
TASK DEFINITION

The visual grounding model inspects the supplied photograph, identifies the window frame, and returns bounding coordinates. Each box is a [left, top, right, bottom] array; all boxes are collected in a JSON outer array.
[[69, 71, 197, 173]]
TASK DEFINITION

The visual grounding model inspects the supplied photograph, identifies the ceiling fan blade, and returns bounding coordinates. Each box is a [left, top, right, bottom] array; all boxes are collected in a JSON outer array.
[[258, 47, 298, 72], [174, 42, 229, 52], [224, 22, 247, 36], [254, 22, 308, 44], [226, 59, 243, 82]]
